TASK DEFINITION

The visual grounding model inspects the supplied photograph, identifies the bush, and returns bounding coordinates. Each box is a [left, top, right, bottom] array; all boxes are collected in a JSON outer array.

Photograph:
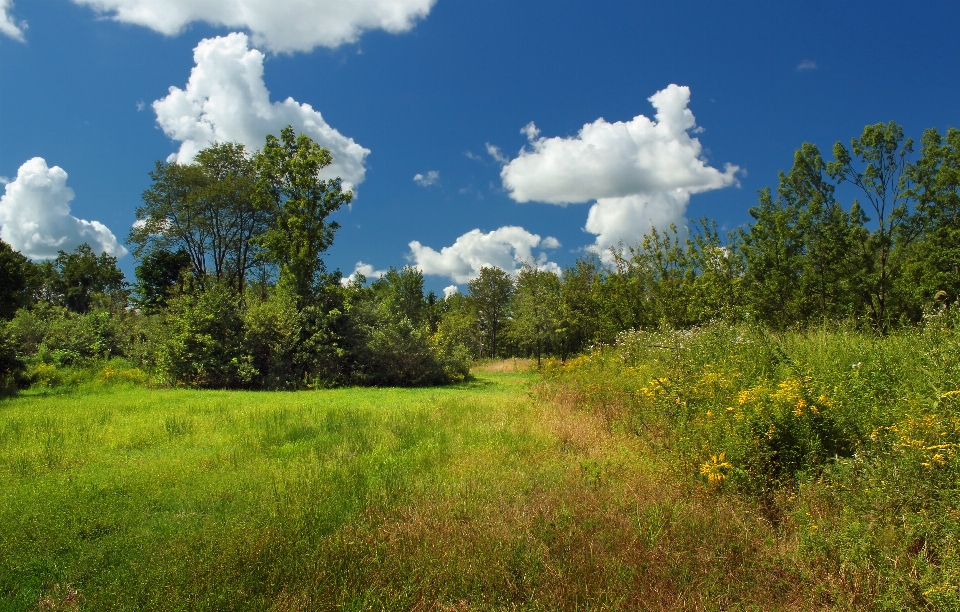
[[359, 317, 449, 387], [242, 286, 301, 388], [7, 303, 129, 366], [0, 321, 28, 396], [155, 285, 254, 388]]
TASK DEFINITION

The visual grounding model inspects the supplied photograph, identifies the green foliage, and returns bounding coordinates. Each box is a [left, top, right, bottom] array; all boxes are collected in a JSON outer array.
[[131, 143, 266, 294], [155, 284, 253, 388], [0, 239, 29, 320], [828, 122, 917, 329], [903, 127, 960, 314], [360, 316, 449, 386], [8, 303, 130, 366], [134, 248, 191, 312], [467, 266, 514, 358], [241, 283, 301, 388], [0, 321, 28, 396], [36, 244, 128, 314], [256, 126, 352, 303], [512, 263, 562, 366]]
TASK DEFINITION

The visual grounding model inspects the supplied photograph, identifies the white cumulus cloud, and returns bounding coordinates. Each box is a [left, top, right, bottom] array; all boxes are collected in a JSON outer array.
[[498, 84, 738, 255], [408, 226, 560, 284], [153, 33, 369, 191], [72, 0, 436, 53], [0, 158, 126, 260], [341, 261, 388, 286], [0, 0, 25, 41], [413, 170, 439, 186], [442, 285, 458, 298]]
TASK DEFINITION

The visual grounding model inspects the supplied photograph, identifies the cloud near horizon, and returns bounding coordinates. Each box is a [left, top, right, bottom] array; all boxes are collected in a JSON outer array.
[[0, 158, 126, 260], [153, 33, 369, 192], [408, 226, 560, 284], [341, 261, 389, 286], [498, 84, 739, 256], [72, 0, 436, 53]]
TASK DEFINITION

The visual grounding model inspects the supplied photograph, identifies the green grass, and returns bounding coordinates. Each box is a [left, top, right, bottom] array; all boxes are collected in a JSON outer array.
[[1, 365, 816, 611]]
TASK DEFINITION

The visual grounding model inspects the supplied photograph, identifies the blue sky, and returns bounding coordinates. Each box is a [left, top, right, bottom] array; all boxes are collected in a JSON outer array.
[[2, 1, 959, 295]]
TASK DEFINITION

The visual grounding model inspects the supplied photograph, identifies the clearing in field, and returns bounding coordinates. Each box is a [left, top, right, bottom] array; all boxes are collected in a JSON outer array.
[[4, 362, 825, 611]]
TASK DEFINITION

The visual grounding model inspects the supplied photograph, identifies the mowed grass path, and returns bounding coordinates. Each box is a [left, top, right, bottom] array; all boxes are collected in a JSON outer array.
[[2, 365, 806, 611]]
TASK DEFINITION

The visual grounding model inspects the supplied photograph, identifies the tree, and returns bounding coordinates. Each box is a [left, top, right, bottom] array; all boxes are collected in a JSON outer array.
[[467, 267, 514, 359], [0, 239, 28, 319], [513, 264, 561, 367], [134, 249, 192, 312], [130, 142, 265, 294], [559, 256, 604, 357], [904, 127, 960, 310], [53, 244, 126, 314], [256, 126, 353, 304], [372, 266, 427, 326], [828, 122, 917, 329], [739, 186, 806, 327]]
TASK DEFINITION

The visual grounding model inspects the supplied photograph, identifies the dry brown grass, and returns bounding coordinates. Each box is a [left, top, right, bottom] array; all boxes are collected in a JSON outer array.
[[471, 359, 535, 374]]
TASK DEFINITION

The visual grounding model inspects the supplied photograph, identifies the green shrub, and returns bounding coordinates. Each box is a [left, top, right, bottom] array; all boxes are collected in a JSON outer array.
[[359, 317, 448, 387], [155, 285, 254, 388], [7, 303, 129, 366], [242, 285, 301, 388], [0, 321, 28, 396]]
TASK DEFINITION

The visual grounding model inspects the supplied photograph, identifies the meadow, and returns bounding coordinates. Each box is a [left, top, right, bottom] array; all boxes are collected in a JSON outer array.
[[4, 313, 960, 611]]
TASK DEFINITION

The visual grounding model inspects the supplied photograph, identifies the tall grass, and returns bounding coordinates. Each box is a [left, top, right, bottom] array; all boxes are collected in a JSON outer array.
[[542, 311, 960, 610]]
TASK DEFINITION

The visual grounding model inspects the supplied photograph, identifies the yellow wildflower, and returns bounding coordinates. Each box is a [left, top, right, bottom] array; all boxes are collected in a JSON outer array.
[[699, 452, 733, 485]]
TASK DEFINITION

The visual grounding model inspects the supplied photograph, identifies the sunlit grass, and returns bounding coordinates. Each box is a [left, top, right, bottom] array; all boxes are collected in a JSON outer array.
[[1, 365, 816, 611]]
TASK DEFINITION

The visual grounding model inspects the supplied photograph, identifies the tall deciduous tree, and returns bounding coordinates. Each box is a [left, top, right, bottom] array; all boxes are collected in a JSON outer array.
[[513, 264, 561, 367], [130, 142, 264, 294], [467, 267, 514, 359], [53, 244, 126, 314], [560, 256, 604, 357], [134, 248, 192, 312], [256, 126, 353, 304], [828, 122, 917, 329], [904, 127, 960, 310]]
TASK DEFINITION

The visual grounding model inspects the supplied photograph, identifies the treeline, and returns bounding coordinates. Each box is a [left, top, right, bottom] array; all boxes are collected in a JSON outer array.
[[445, 123, 960, 361], [1, 122, 958, 393]]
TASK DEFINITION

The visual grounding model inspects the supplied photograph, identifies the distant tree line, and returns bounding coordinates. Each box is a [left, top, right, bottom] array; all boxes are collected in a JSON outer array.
[[1, 122, 958, 393]]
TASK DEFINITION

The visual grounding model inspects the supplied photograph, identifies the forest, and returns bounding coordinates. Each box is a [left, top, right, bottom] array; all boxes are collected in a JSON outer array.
[[1, 121, 958, 394]]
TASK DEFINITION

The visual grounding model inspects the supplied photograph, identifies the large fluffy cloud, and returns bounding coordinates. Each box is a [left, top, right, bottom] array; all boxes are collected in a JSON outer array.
[[498, 84, 738, 255], [0, 158, 126, 260], [0, 0, 24, 41], [73, 0, 436, 53], [154, 33, 369, 190], [408, 226, 560, 284]]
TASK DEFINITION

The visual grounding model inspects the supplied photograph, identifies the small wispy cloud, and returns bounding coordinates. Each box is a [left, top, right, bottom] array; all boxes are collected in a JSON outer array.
[[486, 143, 508, 164], [413, 170, 440, 186], [797, 59, 817, 71], [136, 100, 145, 111]]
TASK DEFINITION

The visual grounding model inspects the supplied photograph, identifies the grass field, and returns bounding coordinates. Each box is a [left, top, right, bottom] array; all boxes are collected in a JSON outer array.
[[9, 318, 960, 612], [1, 360, 821, 611]]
